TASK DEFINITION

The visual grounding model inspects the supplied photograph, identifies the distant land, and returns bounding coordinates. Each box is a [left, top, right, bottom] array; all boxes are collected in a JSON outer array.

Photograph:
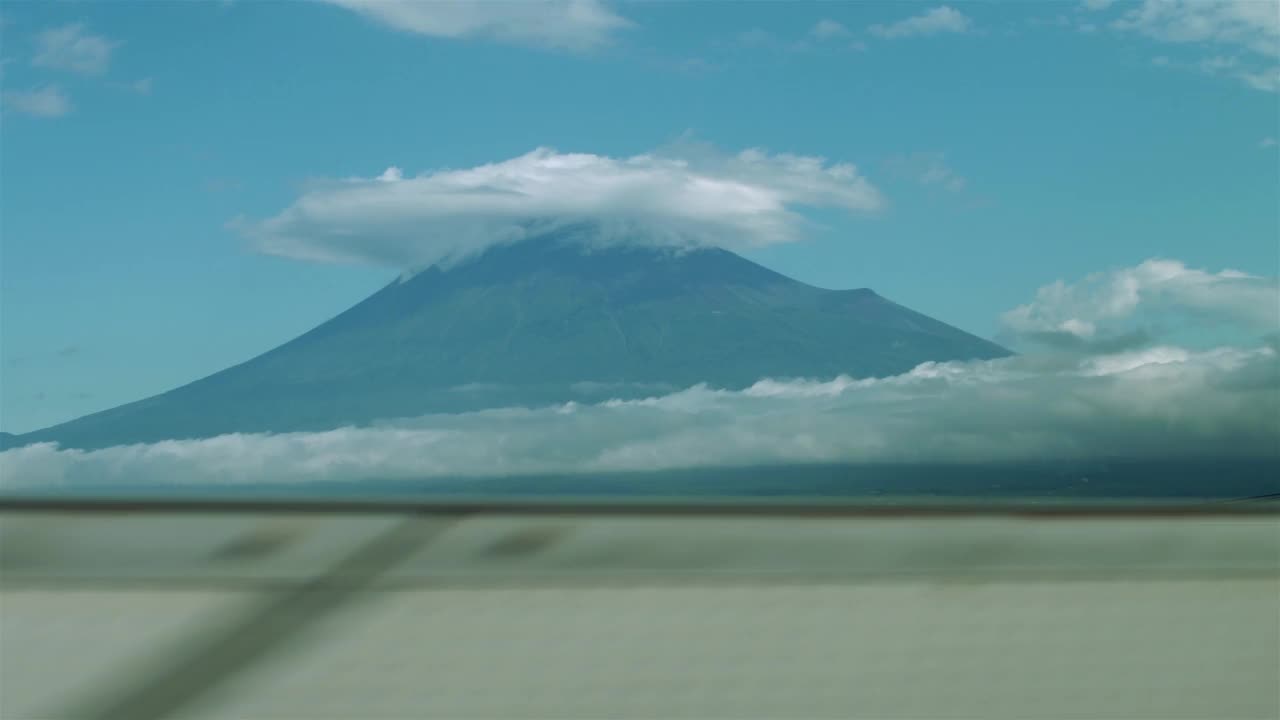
[[4, 231, 1008, 451]]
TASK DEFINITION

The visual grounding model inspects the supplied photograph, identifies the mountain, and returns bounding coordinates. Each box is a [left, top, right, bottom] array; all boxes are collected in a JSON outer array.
[[5, 233, 1009, 451]]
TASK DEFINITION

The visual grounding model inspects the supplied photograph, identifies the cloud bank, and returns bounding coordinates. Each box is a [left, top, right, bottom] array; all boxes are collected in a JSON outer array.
[[321, 0, 631, 51], [3, 342, 1274, 489], [239, 146, 885, 269], [3, 259, 1276, 490]]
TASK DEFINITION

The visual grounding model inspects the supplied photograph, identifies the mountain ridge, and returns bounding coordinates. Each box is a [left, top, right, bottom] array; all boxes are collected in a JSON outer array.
[[5, 234, 1009, 451]]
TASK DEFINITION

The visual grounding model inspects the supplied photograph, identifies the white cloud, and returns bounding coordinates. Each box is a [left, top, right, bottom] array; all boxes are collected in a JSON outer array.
[[885, 152, 967, 192], [2, 85, 72, 118], [811, 19, 852, 40], [870, 6, 972, 39], [239, 146, 885, 269], [1113, 0, 1279, 57], [320, 0, 631, 51], [1112, 0, 1280, 91], [1261, 136, 1278, 148], [1001, 259, 1280, 344], [4, 342, 1274, 488], [32, 22, 117, 75]]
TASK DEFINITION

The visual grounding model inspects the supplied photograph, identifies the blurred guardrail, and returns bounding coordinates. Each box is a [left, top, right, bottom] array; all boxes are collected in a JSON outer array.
[[3, 497, 1278, 719]]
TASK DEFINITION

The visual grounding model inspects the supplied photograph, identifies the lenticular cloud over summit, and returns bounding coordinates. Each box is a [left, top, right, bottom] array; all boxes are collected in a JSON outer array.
[[238, 146, 885, 269]]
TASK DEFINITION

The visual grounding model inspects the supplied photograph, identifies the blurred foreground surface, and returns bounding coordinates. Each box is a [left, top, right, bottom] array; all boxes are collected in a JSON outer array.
[[2, 499, 1278, 719]]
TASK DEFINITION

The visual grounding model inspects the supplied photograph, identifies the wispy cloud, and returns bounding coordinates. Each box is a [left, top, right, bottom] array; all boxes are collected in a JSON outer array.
[[32, 22, 117, 75], [1236, 66, 1280, 92], [1113, 0, 1279, 58], [729, 23, 865, 54], [1199, 55, 1238, 73], [1109, 0, 1279, 92], [238, 145, 885, 269], [1261, 137, 1278, 149], [2, 85, 72, 117], [1026, 14, 1072, 30], [733, 28, 777, 49], [319, 0, 632, 51], [109, 77, 153, 95], [643, 54, 718, 75], [870, 6, 972, 39], [810, 19, 852, 40], [1148, 52, 1280, 93], [885, 152, 967, 192], [204, 178, 243, 193]]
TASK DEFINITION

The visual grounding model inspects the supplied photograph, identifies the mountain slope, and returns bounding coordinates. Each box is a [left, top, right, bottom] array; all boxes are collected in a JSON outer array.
[[9, 235, 1009, 450]]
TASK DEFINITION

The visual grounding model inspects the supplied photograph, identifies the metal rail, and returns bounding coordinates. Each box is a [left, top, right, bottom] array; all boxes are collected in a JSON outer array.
[[2, 495, 1277, 516]]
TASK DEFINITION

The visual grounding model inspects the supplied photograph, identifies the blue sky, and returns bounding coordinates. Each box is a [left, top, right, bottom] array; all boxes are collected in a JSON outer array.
[[1, 0, 1277, 434]]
